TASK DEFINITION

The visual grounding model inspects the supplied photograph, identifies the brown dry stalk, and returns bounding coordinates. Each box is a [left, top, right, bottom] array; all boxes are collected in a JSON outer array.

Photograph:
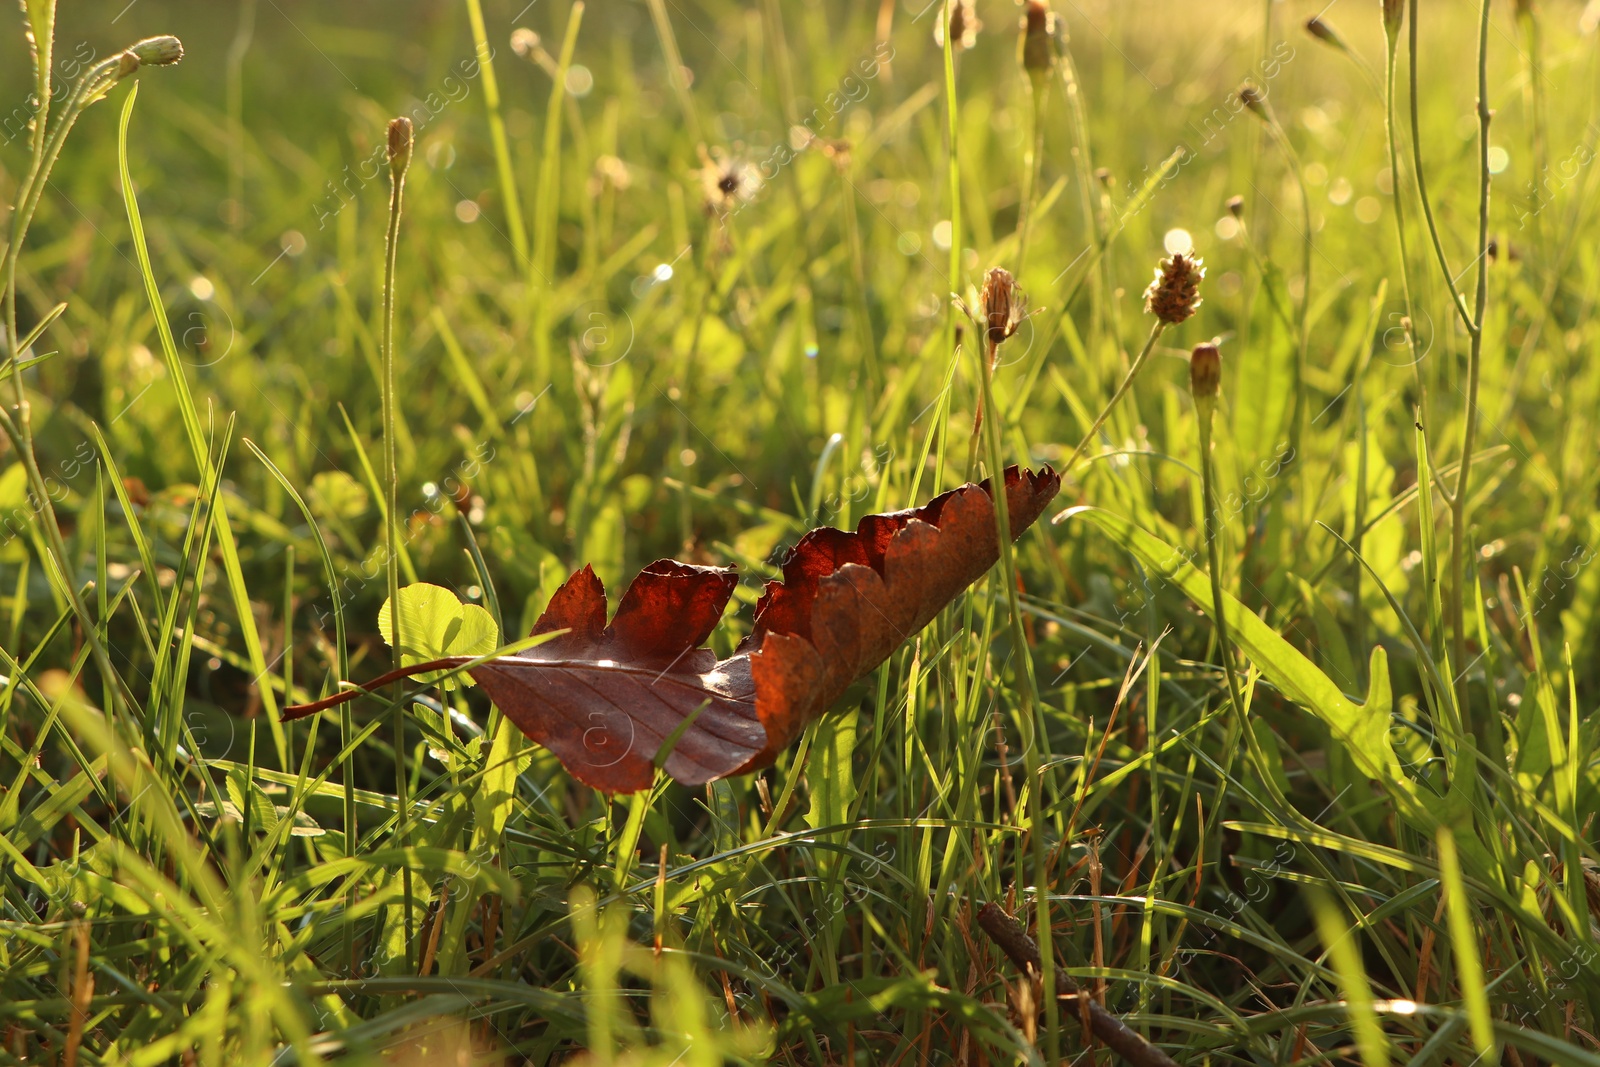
[[976, 903, 1179, 1067]]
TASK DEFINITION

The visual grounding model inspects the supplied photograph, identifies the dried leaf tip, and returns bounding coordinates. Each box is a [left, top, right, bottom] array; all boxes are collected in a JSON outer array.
[[387, 117, 414, 177], [1022, 1, 1056, 75], [935, 0, 980, 51], [1145, 253, 1204, 325]]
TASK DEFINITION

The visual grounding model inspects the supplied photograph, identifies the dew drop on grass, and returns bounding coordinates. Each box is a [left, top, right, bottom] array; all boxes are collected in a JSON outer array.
[[931, 220, 953, 251], [455, 199, 481, 223], [565, 65, 594, 97], [1488, 145, 1510, 173], [1354, 197, 1382, 223], [188, 276, 215, 301], [1162, 228, 1193, 255], [1214, 216, 1239, 240], [1328, 178, 1353, 206]]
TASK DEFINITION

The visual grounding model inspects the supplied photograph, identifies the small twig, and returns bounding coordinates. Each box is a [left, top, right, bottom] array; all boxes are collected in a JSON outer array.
[[976, 902, 1180, 1067]]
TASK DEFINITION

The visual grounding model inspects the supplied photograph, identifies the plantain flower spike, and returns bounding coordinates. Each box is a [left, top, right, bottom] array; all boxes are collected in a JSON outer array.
[[1145, 253, 1205, 325], [1382, 0, 1405, 37], [1189, 342, 1222, 411], [1022, 1, 1056, 76], [387, 117, 413, 178], [935, 0, 980, 51]]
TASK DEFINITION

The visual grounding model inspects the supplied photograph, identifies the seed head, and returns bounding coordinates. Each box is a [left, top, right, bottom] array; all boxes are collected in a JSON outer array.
[[1189, 342, 1222, 403], [1145, 253, 1205, 325], [129, 36, 184, 67], [697, 148, 762, 215], [1238, 82, 1269, 120], [387, 117, 414, 178], [1382, 0, 1405, 36], [1304, 16, 1349, 53], [935, 0, 980, 52], [511, 28, 541, 58], [1226, 195, 1245, 219], [979, 267, 1027, 349], [1022, 1, 1056, 75]]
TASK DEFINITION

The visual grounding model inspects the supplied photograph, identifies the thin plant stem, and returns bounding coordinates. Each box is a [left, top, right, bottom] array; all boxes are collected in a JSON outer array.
[[1253, 109, 1311, 485], [1382, 18, 1434, 433], [1449, 0, 1494, 749], [976, 333, 1058, 1059], [1015, 73, 1046, 276], [940, 0, 962, 499], [1197, 412, 1247, 725], [1407, 0, 1475, 331], [381, 122, 413, 968], [1062, 319, 1165, 477]]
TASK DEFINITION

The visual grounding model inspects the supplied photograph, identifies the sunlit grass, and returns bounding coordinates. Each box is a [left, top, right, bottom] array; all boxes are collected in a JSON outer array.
[[3, 0, 1600, 1063]]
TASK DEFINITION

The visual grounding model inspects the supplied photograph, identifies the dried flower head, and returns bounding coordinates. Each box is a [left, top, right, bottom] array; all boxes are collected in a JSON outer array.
[[1226, 195, 1245, 219], [1189, 342, 1222, 403], [1145, 253, 1205, 325], [979, 267, 1027, 348], [1022, 1, 1057, 75], [387, 117, 414, 177], [935, 0, 980, 52], [510, 27, 541, 58], [697, 148, 762, 216]]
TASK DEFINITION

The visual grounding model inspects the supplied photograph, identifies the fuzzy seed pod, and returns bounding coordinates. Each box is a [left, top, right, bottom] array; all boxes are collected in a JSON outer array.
[[979, 267, 1027, 349], [129, 36, 184, 67], [1022, 1, 1056, 76], [1189, 342, 1222, 403], [1226, 195, 1245, 219], [387, 117, 414, 177], [1145, 253, 1205, 325]]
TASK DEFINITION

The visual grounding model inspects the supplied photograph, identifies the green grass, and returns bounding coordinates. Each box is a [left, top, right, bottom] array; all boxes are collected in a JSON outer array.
[[4, 0, 1600, 1062]]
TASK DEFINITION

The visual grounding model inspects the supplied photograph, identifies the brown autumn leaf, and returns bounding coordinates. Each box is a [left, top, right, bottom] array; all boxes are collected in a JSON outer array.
[[283, 465, 1060, 793]]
